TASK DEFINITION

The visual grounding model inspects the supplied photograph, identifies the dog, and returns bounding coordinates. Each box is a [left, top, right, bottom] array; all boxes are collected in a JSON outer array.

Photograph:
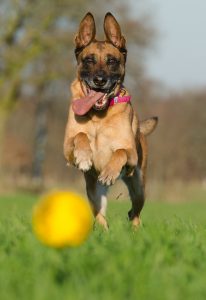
[[64, 12, 158, 229]]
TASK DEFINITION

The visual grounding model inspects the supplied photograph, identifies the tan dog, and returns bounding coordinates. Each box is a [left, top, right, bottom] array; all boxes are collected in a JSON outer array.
[[64, 12, 158, 229]]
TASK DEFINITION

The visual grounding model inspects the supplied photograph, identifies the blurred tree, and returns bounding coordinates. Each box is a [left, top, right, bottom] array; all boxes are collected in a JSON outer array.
[[0, 0, 92, 109], [0, 0, 96, 182]]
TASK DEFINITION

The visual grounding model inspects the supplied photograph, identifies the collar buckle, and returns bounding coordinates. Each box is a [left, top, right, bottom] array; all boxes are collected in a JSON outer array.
[[114, 96, 118, 104]]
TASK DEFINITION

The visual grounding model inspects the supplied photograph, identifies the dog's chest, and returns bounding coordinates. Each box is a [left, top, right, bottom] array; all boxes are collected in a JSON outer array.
[[87, 120, 113, 170], [87, 113, 132, 171]]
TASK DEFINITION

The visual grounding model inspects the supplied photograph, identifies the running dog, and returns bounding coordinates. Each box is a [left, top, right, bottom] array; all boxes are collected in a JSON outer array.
[[64, 12, 158, 229]]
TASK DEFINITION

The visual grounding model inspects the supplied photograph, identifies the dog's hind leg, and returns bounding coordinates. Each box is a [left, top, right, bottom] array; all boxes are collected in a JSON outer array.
[[84, 171, 109, 230], [122, 132, 148, 227], [122, 167, 145, 227]]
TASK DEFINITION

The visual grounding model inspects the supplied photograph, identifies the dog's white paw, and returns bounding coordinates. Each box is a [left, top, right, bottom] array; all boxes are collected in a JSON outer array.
[[74, 149, 92, 172], [78, 159, 92, 172]]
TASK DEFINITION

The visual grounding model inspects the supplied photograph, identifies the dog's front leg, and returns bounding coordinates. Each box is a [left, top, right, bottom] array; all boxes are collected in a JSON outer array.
[[73, 132, 93, 172], [98, 148, 137, 186], [64, 132, 92, 172]]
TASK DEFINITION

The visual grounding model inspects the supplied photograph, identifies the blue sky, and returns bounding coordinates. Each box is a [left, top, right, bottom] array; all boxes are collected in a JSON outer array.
[[133, 0, 206, 89]]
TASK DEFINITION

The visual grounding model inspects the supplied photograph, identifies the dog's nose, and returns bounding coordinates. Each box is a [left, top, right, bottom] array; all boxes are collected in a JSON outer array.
[[93, 75, 107, 87]]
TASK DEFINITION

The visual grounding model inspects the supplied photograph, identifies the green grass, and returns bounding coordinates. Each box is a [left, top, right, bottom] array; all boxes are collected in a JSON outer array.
[[0, 191, 206, 300]]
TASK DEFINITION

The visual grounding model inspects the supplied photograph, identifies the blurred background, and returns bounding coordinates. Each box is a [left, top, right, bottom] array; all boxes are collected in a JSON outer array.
[[0, 0, 205, 200]]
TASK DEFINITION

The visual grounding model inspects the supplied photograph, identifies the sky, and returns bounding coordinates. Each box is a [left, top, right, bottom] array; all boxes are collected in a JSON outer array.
[[133, 0, 206, 89]]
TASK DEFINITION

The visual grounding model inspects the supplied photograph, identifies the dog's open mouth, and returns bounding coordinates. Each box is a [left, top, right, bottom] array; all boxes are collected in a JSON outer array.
[[72, 86, 110, 116]]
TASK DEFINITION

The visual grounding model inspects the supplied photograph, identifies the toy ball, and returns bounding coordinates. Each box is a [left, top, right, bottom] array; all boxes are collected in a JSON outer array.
[[32, 191, 94, 248]]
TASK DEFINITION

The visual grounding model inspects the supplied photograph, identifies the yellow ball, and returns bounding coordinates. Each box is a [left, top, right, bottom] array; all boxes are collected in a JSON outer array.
[[32, 191, 94, 248]]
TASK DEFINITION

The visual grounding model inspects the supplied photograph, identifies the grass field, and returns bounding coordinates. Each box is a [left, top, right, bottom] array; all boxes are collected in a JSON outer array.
[[0, 190, 206, 300]]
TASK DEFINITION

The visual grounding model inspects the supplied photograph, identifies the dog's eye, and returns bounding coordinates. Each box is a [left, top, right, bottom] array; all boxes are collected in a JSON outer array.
[[83, 57, 95, 65], [107, 58, 118, 65]]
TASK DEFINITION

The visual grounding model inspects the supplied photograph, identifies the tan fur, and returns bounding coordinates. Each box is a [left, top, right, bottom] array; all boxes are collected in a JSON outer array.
[[64, 13, 158, 229]]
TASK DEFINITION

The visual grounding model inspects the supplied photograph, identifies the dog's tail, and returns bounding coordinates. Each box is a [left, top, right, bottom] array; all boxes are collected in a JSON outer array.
[[139, 117, 158, 136]]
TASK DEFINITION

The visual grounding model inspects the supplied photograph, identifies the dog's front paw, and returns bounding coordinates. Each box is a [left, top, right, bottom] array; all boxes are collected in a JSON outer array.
[[74, 148, 92, 172], [98, 166, 120, 186]]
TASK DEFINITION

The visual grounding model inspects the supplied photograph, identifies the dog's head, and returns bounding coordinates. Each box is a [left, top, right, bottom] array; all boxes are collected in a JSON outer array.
[[74, 12, 127, 110]]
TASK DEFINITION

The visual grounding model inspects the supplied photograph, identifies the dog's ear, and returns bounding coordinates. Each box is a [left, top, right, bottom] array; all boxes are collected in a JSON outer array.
[[75, 12, 96, 48], [104, 12, 126, 49]]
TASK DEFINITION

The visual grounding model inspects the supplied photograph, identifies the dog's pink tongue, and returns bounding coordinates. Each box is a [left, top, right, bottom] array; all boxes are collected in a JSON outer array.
[[72, 90, 104, 116]]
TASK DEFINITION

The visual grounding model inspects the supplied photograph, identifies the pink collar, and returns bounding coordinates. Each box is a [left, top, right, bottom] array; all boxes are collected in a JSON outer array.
[[109, 95, 131, 106]]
